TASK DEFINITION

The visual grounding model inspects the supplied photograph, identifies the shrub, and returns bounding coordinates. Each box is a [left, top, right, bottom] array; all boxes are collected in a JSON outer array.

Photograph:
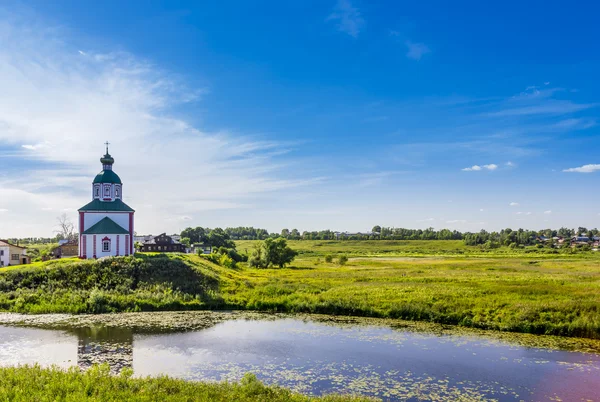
[[338, 255, 348, 266], [324, 255, 333, 263]]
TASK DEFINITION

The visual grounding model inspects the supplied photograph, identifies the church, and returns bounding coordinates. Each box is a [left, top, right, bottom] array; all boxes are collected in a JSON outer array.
[[78, 144, 135, 259]]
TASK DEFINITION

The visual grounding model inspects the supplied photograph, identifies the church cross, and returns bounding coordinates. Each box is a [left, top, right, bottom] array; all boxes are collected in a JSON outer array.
[[104, 141, 110, 154]]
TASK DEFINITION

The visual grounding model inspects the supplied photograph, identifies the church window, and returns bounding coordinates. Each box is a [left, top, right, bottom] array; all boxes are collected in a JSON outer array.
[[104, 186, 110, 198], [102, 239, 111, 252], [95, 187, 100, 198], [115, 187, 120, 198]]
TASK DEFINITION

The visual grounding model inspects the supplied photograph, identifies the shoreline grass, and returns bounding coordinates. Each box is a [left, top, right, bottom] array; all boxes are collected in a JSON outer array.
[[0, 365, 372, 401]]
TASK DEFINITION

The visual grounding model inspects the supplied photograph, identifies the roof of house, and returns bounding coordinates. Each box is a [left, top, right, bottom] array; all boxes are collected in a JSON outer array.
[[78, 198, 135, 212], [82, 217, 130, 235], [143, 233, 183, 245], [93, 169, 122, 184], [0, 240, 26, 249]]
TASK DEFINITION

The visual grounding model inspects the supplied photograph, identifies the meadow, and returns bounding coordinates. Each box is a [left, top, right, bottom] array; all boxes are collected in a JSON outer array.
[[0, 365, 370, 402], [1, 240, 599, 338]]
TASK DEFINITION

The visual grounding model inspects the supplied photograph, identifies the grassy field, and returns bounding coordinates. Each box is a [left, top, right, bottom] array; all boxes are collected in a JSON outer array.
[[0, 365, 370, 402], [1, 240, 599, 338], [235, 239, 593, 258]]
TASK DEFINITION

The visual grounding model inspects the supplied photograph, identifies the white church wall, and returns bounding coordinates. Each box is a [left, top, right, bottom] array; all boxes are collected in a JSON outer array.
[[82, 234, 130, 258]]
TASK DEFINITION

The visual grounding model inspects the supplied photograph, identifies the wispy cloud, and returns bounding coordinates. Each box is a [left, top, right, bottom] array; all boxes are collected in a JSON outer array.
[[327, 0, 364, 38], [462, 164, 497, 172], [544, 210, 552, 215], [0, 10, 314, 236], [416, 217, 435, 222], [563, 164, 600, 173], [405, 41, 430, 60], [509, 202, 519, 207]]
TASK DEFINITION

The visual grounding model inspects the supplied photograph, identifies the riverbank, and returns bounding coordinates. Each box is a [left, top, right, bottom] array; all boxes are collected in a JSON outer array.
[[1, 249, 599, 339], [0, 365, 372, 401]]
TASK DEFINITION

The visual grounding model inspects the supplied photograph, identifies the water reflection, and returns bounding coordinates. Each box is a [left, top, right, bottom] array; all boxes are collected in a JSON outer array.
[[72, 326, 134, 373], [1, 318, 600, 401]]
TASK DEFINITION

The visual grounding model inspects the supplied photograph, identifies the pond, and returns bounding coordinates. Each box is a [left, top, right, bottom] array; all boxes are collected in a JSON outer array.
[[0, 313, 599, 401]]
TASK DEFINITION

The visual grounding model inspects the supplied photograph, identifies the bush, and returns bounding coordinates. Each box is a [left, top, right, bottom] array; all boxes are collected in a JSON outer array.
[[324, 255, 333, 263], [338, 255, 348, 266], [249, 238, 298, 268]]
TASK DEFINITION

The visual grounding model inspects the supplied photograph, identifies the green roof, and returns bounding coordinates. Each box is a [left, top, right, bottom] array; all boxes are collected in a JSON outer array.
[[82, 217, 129, 235], [93, 170, 122, 184], [78, 199, 135, 212]]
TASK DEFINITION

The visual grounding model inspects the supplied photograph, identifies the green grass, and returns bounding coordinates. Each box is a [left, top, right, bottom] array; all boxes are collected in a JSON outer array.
[[0, 365, 370, 402], [235, 239, 591, 258], [1, 241, 600, 338]]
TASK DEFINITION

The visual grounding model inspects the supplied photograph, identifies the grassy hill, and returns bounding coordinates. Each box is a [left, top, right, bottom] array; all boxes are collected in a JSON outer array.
[[1, 246, 600, 338], [0, 254, 227, 313]]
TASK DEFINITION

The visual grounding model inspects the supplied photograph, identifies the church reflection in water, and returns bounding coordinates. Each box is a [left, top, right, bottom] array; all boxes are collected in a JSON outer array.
[[69, 326, 134, 373]]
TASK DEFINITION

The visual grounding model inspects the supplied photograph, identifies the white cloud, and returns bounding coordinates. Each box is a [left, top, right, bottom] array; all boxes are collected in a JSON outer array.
[[327, 0, 364, 38], [405, 41, 430, 61], [544, 210, 552, 214], [506, 161, 515, 167], [0, 12, 315, 237], [462, 163, 497, 171], [0, 209, 8, 213], [509, 202, 519, 207], [563, 164, 600, 173], [479, 209, 485, 212], [446, 219, 467, 224]]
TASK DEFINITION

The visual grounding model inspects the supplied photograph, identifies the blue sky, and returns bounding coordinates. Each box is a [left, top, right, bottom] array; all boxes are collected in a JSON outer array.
[[1, 0, 600, 237]]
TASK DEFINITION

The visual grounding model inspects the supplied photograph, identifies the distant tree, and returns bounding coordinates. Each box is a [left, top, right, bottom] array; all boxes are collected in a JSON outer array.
[[55, 214, 77, 242], [248, 238, 297, 268], [290, 229, 300, 240], [180, 237, 191, 247], [207, 228, 235, 248], [325, 254, 333, 263], [372, 225, 382, 234], [281, 229, 290, 239], [338, 255, 349, 266]]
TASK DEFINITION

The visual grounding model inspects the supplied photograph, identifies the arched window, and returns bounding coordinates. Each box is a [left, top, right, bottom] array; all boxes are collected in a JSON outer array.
[[102, 237, 111, 252], [104, 185, 111, 198], [94, 186, 100, 198], [115, 186, 120, 198]]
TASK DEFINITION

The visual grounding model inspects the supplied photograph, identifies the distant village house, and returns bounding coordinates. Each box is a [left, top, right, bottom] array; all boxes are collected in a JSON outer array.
[[141, 233, 186, 253], [0, 240, 30, 267]]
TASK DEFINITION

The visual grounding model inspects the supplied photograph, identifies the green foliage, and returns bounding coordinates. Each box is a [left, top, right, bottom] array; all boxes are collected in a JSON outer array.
[[249, 238, 298, 268], [0, 255, 223, 313], [337, 255, 349, 266], [324, 255, 333, 263], [0, 365, 368, 402]]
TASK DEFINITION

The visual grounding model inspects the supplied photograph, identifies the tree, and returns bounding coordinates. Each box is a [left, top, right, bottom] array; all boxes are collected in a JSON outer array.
[[338, 255, 349, 266], [249, 238, 298, 268], [372, 225, 382, 234], [281, 229, 290, 238], [55, 214, 77, 242]]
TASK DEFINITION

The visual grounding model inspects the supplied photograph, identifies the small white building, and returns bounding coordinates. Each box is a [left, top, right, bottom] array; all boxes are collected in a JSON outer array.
[[0, 240, 30, 267], [78, 145, 135, 259]]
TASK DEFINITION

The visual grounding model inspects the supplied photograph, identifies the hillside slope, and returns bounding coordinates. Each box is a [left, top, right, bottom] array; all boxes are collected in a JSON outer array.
[[0, 254, 227, 313]]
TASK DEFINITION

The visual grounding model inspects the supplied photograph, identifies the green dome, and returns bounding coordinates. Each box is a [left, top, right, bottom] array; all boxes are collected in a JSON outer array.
[[100, 153, 115, 165], [93, 170, 122, 184]]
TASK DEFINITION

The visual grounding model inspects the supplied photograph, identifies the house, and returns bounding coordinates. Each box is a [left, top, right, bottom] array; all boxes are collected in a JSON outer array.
[[141, 233, 186, 253], [191, 243, 213, 254], [0, 240, 30, 267], [135, 234, 181, 243], [78, 144, 135, 259], [52, 241, 79, 258]]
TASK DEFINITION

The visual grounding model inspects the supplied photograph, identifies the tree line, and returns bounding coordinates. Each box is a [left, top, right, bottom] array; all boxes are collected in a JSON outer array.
[[180, 225, 597, 248]]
